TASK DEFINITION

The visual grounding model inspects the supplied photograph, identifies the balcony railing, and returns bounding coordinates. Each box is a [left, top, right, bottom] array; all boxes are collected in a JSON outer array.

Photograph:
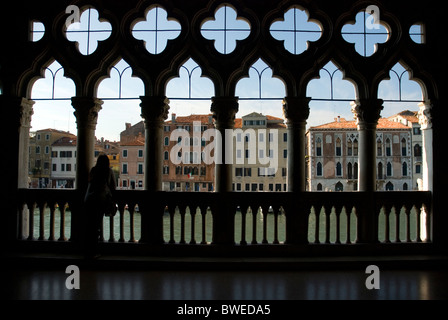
[[15, 189, 433, 256]]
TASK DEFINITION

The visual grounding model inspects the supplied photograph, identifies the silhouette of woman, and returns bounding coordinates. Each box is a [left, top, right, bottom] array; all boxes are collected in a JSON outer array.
[[84, 154, 116, 258]]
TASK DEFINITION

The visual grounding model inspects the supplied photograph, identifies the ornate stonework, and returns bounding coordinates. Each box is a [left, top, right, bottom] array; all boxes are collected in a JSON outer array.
[[140, 96, 170, 127], [418, 101, 432, 130]]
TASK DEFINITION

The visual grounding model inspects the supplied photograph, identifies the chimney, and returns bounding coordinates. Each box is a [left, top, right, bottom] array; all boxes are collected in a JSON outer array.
[[208, 115, 213, 124], [337, 116, 340, 123], [172, 113, 176, 123], [125, 122, 131, 130]]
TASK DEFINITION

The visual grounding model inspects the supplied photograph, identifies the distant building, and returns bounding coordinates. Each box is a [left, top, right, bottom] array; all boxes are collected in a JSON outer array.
[[95, 138, 121, 183], [50, 136, 77, 188], [118, 135, 145, 190], [29, 129, 76, 188], [306, 116, 413, 191], [231, 112, 288, 192], [162, 113, 215, 192], [119, 112, 288, 191], [387, 110, 422, 190]]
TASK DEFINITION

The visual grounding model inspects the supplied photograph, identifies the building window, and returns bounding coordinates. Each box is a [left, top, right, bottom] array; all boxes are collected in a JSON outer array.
[[317, 183, 323, 191], [316, 162, 323, 176], [164, 151, 169, 160], [336, 162, 342, 176], [347, 139, 352, 156], [235, 167, 242, 177], [402, 162, 408, 176], [378, 162, 383, 179], [163, 166, 169, 175], [122, 163, 128, 174], [385, 139, 391, 156], [386, 162, 392, 176], [413, 127, 421, 135], [354, 163, 358, 179], [353, 139, 358, 156], [138, 149, 144, 157], [347, 162, 353, 179], [416, 164, 421, 174], [414, 144, 422, 157], [316, 137, 322, 156], [138, 163, 144, 174], [377, 139, 382, 156], [123, 149, 128, 158], [335, 138, 342, 156], [401, 138, 407, 156]]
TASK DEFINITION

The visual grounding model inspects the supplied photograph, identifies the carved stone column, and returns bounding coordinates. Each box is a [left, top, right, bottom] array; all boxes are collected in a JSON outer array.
[[72, 97, 103, 192], [140, 96, 169, 192], [211, 96, 239, 192], [417, 101, 433, 192], [18, 98, 35, 189], [5, 96, 34, 241], [351, 99, 383, 192], [282, 97, 310, 192]]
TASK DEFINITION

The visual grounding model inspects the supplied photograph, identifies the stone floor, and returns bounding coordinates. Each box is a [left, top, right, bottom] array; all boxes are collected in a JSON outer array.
[[5, 254, 448, 300]]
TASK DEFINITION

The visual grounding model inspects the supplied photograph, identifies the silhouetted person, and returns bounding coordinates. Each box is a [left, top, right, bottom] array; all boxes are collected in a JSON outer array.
[[84, 154, 116, 258]]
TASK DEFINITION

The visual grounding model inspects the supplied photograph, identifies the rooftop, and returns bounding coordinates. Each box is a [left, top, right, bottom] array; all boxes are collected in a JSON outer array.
[[309, 117, 411, 130]]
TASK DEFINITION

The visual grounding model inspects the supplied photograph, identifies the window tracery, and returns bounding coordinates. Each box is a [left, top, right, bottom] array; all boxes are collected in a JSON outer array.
[[132, 5, 182, 55], [64, 7, 112, 55], [270, 7, 322, 55]]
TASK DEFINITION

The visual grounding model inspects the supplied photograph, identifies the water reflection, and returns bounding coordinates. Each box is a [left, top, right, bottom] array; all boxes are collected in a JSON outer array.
[[9, 269, 446, 300]]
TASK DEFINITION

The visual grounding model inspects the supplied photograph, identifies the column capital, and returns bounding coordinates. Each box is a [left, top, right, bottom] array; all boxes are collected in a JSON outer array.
[[0, 96, 35, 129], [282, 96, 311, 124], [211, 96, 239, 129], [418, 100, 433, 130], [350, 99, 383, 127], [140, 96, 170, 127], [71, 97, 103, 130], [19, 98, 35, 129]]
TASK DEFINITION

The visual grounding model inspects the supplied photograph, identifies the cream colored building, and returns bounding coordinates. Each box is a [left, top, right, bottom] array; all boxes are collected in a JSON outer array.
[[387, 110, 422, 190], [231, 112, 288, 192]]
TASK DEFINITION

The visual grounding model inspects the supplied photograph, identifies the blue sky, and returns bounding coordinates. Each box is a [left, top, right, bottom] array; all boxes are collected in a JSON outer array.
[[30, 7, 424, 141]]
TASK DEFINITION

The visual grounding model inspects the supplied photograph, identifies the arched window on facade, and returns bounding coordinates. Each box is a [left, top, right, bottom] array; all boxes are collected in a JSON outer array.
[[377, 139, 382, 156], [386, 138, 392, 156], [316, 162, 323, 176], [347, 162, 353, 179], [316, 138, 322, 156], [335, 138, 342, 156], [387, 162, 392, 176], [336, 162, 342, 176], [401, 138, 407, 156], [378, 162, 383, 179]]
